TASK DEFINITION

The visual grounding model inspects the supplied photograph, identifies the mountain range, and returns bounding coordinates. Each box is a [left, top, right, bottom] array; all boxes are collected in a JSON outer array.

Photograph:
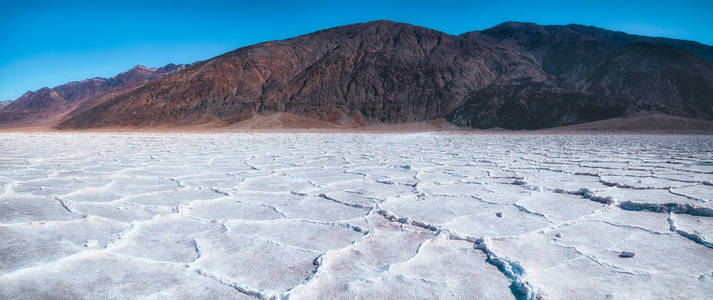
[[0, 64, 189, 127], [2, 20, 712, 130]]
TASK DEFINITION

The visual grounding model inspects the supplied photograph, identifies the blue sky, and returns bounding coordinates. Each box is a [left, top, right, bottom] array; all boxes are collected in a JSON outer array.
[[1, 0, 712, 100]]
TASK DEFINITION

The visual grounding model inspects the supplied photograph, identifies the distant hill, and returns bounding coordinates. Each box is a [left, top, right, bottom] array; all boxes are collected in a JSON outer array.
[[0, 64, 189, 127]]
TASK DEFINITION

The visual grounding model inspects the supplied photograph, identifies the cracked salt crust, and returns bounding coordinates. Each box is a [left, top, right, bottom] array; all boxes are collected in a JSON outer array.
[[1, 133, 712, 299]]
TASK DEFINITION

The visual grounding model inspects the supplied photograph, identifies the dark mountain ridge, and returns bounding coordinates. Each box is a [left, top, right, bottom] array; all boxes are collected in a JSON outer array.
[[59, 21, 520, 128], [18, 20, 713, 130], [448, 22, 713, 128]]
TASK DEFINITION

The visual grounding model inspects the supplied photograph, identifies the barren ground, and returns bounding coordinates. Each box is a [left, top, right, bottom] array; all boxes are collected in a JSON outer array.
[[1, 133, 712, 299]]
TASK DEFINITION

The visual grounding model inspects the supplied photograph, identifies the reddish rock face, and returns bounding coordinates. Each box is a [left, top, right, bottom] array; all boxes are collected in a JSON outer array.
[[57, 21, 561, 129], [37, 21, 713, 129], [0, 64, 189, 126]]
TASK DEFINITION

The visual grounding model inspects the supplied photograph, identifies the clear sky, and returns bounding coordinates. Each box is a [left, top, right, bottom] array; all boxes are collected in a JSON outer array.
[[1, 0, 712, 100]]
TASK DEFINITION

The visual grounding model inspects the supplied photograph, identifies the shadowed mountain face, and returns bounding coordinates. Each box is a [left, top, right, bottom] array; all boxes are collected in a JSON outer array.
[[46, 21, 713, 129], [448, 22, 713, 129], [0, 64, 189, 126]]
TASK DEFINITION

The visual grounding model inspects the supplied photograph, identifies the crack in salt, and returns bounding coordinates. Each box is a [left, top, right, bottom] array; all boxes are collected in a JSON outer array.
[[281, 226, 378, 299], [192, 267, 266, 299], [191, 238, 202, 261], [375, 206, 540, 300], [54, 196, 88, 218], [668, 188, 709, 203], [619, 201, 713, 217], [667, 212, 713, 249], [512, 203, 556, 224], [317, 193, 371, 209]]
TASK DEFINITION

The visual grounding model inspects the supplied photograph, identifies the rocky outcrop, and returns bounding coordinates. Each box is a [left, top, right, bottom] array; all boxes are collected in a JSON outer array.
[[48, 21, 713, 130], [0, 64, 189, 126]]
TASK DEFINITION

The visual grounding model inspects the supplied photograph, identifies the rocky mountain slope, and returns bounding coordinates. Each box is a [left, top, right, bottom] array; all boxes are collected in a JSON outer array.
[[59, 21, 536, 128], [42, 21, 713, 129], [448, 22, 713, 128], [0, 64, 189, 126]]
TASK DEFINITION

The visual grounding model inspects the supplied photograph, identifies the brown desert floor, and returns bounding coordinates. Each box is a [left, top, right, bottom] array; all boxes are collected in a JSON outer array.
[[1, 113, 712, 135]]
